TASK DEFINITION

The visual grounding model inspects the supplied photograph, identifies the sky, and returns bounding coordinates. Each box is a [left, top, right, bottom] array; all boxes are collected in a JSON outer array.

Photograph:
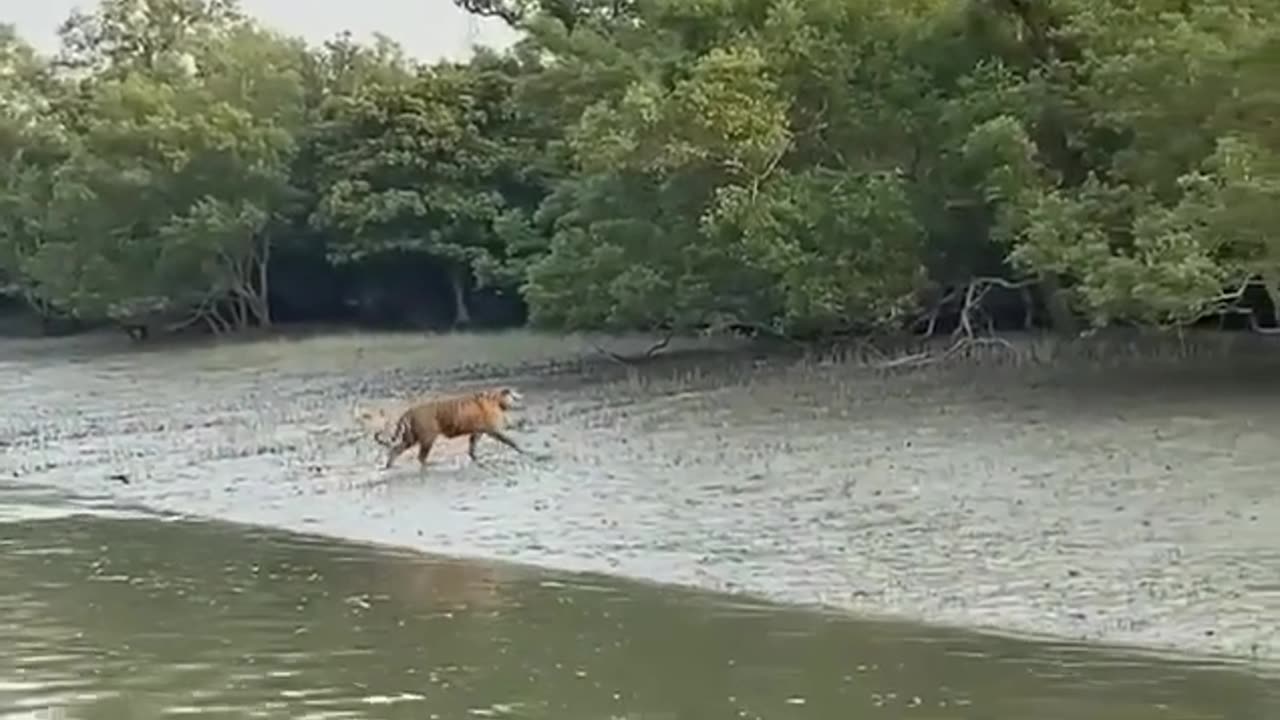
[[3, 0, 520, 61]]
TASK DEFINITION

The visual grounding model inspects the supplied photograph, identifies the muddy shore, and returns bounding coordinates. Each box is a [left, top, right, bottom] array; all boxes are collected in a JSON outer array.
[[2, 329, 1278, 667]]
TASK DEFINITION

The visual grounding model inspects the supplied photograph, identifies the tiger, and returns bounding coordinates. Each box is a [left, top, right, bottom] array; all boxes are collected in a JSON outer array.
[[365, 387, 526, 470]]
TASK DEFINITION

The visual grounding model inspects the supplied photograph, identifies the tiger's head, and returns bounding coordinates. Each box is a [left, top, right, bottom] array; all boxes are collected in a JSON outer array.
[[489, 386, 522, 411]]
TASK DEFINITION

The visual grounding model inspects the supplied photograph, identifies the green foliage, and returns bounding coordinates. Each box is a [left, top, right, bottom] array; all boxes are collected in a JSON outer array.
[[1, 2, 304, 332], [308, 50, 546, 324], [0, 26, 72, 310], [703, 168, 926, 334], [3, 0, 1279, 339]]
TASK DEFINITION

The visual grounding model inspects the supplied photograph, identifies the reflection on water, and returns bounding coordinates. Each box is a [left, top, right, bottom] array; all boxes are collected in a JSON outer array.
[[0, 505, 1275, 719]]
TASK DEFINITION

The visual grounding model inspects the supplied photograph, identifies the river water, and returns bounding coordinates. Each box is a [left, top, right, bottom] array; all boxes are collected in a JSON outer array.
[[1, 330, 1279, 716], [1, 482, 1276, 719]]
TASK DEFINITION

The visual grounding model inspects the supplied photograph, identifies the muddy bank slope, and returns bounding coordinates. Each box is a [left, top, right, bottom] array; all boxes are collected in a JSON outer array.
[[1, 329, 1277, 665]]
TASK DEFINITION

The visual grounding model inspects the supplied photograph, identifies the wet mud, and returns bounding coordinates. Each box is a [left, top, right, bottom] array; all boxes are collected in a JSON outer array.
[[1, 329, 1278, 666]]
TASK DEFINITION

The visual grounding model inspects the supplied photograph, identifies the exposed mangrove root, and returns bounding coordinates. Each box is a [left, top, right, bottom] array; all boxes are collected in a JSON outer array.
[[882, 276, 1035, 369]]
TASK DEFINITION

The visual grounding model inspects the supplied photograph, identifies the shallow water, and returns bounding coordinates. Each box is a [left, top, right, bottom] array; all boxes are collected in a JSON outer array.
[[1, 330, 1279, 663], [0, 485, 1275, 720]]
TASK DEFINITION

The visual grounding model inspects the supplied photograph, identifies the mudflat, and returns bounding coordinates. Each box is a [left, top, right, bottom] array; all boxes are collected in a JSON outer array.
[[1, 329, 1277, 665]]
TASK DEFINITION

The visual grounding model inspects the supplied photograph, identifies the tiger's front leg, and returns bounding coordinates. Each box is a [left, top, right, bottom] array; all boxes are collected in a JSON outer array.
[[485, 429, 525, 455], [384, 442, 413, 470]]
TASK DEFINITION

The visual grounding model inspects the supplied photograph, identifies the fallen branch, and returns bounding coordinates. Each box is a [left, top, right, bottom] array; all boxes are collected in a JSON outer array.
[[589, 330, 675, 366], [874, 335, 1019, 370], [876, 351, 931, 369]]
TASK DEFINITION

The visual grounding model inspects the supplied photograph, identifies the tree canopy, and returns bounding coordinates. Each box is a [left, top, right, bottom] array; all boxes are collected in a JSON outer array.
[[2, 0, 1278, 340]]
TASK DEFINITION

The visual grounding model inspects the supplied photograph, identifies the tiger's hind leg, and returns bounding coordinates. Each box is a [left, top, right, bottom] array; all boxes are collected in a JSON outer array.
[[416, 437, 436, 468]]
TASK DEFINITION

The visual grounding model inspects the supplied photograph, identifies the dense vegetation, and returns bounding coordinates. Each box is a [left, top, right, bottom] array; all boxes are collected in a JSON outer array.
[[2, 0, 1278, 341]]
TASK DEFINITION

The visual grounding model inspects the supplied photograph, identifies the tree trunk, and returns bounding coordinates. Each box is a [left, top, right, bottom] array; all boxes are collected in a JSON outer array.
[[256, 236, 272, 328], [449, 265, 472, 327], [233, 296, 248, 330], [1040, 274, 1079, 335], [1264, 280, 1280, 329]]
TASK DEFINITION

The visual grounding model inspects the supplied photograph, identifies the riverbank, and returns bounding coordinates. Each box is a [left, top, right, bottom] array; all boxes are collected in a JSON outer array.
[[1, 328, 1278, 666], [5, 495, 1275, 719]]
